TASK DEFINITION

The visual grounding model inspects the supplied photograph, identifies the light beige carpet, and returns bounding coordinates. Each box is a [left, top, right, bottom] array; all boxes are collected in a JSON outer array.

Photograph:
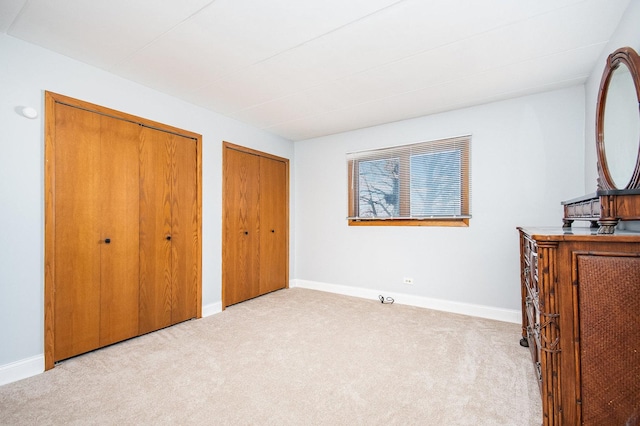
[[0, 288, 541, 425]]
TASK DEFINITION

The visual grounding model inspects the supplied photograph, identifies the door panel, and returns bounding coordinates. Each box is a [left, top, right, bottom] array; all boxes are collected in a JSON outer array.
[[99, 115, 140, 346], [223, 148, 260, 306], [171, 135, 198, 324], [259, 156, 288, 294], [54, 105, 101, 361], [139, 127, 172, 333]]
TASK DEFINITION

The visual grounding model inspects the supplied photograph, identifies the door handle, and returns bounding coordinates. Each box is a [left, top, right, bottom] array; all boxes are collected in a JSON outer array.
[[166, 235, 171, 241], [104, 238, 111, 244]]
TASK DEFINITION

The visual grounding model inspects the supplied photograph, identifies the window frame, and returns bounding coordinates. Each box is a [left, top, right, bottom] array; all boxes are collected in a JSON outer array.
[[347, 136, 471, 227]]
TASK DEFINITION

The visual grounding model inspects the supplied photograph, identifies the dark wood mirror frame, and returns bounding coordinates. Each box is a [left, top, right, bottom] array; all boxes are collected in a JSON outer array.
[[596, 46, 640, 191], [563, 46, 640, 234]]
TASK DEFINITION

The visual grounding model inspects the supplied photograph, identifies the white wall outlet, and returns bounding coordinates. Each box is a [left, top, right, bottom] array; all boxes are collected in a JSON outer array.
[[403, 277, 414, 285]]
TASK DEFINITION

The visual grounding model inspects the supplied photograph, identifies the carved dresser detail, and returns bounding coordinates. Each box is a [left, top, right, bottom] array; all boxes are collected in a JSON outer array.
[[518, 227, 640, 425]]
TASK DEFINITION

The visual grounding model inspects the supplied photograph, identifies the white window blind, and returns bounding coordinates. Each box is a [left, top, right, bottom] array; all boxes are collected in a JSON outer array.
[[347, 135, 471, 222]]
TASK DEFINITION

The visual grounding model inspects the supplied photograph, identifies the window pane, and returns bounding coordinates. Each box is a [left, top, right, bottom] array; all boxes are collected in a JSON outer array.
[[410, 150, 461, 216], [358, 158, 400, 218]]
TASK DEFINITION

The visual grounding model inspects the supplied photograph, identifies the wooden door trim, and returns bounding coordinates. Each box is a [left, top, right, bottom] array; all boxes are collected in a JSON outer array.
[[223, 141, 290, 163], [221, 141, 290, 309], [44, 91, 203, 370]]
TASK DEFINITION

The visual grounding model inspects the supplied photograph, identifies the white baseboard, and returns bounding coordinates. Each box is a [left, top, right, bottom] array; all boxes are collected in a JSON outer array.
[[1, 302, 222, 388], [202, 301, 222, 318], [290, 279, 520, 324], [0, 354, 44, 387]]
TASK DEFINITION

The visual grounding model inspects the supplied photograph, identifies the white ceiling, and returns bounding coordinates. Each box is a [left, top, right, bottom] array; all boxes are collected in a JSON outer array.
[[1, 0, 631, 141]]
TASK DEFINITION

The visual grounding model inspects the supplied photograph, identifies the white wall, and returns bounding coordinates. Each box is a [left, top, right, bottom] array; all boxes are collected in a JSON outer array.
[[294, 86, 585, 312], [584, 1, 640, 190], [0, 34, 294, 371]]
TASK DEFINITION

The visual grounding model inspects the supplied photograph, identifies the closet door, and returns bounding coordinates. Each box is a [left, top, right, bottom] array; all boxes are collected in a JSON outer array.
[[98, 115, 140, 346], [259, 156, 288, 294], [139, 128, 198, 333], [53, 106, 139, 360], [222, 143, 289, 308], [223, 147, 261, 306], [170, 134, 198, 324], [139, 128, 172, 333], [54, 105, 102, 360]]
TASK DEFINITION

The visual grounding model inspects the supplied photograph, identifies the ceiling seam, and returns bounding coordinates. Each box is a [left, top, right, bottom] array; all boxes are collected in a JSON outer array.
[[264, 75, 588, 140], [230, 36, 606, 127], [225, 0, 596, 117], [255, 43, 603, 130], [188, 0, 409, 93], [5, 0, 31, 34], [109, 0, 220, 70]]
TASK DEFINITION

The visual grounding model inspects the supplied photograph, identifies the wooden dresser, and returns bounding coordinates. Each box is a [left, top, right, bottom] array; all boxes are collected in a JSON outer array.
[[518, 227, 640, 425]]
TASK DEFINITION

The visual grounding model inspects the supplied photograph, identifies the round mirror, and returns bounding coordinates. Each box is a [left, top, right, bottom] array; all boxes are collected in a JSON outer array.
[[603, 63, 640, 188], [596, 47, 640, 191]]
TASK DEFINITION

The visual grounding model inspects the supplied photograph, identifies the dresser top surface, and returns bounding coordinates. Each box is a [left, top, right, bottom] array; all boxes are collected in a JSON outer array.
[[517, 226, 640, 242]]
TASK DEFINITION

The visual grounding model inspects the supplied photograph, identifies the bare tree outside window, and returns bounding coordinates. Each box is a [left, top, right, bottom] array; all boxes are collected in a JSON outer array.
[[358, 158, 400, 218]]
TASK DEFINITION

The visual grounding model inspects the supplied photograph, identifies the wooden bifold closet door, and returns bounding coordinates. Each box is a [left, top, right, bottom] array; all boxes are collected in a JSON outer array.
[[139, 127, 198, 334], [44, 92, 202, 370], [258, 156, 288, 295], [222, 142, 289, 308], [53, 105, 140, 361]]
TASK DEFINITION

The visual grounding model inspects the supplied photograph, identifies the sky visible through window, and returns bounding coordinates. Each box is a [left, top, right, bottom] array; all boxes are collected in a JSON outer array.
[[410, 150, 461, 216]]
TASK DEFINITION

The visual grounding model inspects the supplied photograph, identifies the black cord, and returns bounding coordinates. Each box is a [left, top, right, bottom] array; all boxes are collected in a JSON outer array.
[[378, 295, 394, 304]]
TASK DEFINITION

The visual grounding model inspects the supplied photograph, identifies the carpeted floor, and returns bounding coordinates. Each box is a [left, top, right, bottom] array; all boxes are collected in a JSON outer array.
[[0, 288, 541, 425]]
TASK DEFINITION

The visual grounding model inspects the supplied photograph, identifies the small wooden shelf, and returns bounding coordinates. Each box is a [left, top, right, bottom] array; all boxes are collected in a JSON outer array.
[[562, 189, 640, 233]]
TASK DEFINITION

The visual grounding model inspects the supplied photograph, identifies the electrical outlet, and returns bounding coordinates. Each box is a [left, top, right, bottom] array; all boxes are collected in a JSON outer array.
[[403, 277, 414, 285]]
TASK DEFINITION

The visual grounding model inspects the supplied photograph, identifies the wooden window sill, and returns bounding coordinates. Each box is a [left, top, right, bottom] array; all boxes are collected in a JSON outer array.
[[348, 218, 469, 227]]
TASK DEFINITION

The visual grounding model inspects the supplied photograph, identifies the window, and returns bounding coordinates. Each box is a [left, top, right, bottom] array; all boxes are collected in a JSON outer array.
[[347, 135, 471, 226]]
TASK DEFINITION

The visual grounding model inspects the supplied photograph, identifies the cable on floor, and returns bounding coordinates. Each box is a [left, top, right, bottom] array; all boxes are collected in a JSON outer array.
[[378, 295, 394, 304]]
